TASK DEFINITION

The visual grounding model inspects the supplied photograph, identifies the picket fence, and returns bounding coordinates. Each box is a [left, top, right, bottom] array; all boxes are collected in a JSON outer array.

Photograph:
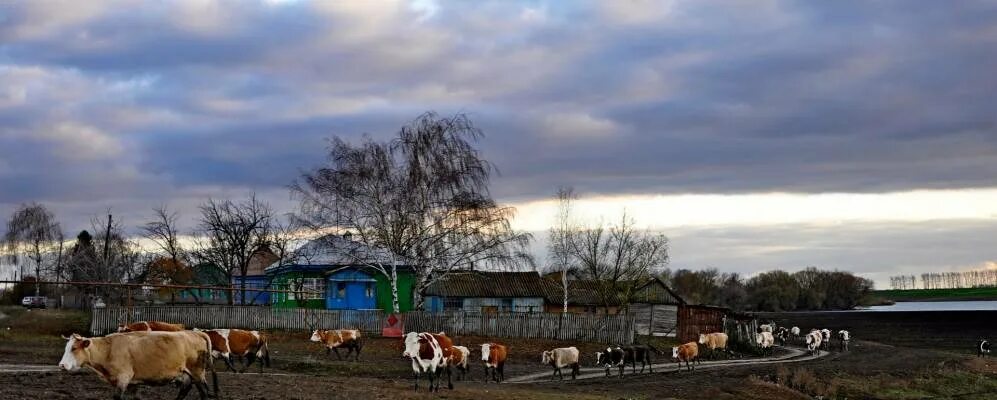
[[90, 306, 635, 344]]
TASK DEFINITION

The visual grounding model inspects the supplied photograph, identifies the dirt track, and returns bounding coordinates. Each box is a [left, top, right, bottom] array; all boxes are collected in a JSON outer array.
[[0, 342, 930, 400]]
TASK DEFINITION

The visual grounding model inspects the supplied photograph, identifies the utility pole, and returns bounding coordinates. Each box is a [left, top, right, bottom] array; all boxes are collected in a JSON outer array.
[[103, 214, 112, 282]]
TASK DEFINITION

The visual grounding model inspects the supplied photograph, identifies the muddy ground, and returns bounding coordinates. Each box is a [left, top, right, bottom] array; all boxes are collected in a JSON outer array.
[[2, 307, 996, 399]]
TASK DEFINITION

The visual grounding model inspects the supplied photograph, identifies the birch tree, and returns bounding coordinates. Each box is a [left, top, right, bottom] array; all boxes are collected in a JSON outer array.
[[292, 112, 533, 312], [3, 203, 61, 297]]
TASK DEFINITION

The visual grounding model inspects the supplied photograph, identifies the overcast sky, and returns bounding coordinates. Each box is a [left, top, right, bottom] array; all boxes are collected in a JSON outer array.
[[1, 1, 995, 288]]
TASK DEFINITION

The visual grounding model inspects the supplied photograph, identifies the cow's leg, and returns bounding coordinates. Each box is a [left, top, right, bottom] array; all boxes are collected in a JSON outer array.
[[446, 365, 454, 390], [120, 385, 138, 400], [241, 352, 258, 373], [499, 363, 505, 382], [219, 354, 237, 373], [572, 363, 579, 379], [618, 364, 624, 378], [413, 371, 419, 391], [333, 347, 342, 361], [175, 372, 194, 400], [354, 343, 362, 361]]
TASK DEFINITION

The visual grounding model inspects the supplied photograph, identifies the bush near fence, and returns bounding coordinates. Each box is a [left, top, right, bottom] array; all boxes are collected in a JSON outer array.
[[92, 306, 636, 344]]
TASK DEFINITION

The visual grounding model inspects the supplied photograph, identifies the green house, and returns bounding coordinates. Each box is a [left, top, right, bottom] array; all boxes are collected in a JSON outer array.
[[266, 234, 417, 312]]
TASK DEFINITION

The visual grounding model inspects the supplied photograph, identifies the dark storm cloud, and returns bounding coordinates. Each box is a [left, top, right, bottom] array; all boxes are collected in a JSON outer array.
[[0, 0, 996, 225]]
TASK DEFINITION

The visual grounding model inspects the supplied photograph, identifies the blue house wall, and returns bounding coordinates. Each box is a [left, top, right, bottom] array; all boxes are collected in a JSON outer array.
[[325, 269, 377, 310], [425, 296, 546, 313], [232, 275, 271, 305]]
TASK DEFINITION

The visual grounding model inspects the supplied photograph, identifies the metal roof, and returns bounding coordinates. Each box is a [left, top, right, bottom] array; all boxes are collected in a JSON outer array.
[[264, 234, 412, 273], [424, 271, 561, 301]]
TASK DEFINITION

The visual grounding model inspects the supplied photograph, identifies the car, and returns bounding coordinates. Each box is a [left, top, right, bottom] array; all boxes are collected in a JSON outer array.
[[21, 296, 48, 309]]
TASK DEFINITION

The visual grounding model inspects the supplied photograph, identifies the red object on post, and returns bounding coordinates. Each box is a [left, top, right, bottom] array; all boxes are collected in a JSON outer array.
[[382, 313, 403, 337]]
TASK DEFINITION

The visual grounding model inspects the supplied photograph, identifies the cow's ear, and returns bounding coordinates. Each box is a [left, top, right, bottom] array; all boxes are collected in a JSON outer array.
[[80, 339, 91, 349]]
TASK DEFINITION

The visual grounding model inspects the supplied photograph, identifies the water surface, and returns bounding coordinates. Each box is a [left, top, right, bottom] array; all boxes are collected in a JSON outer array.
[[861, 300, 997, 312]]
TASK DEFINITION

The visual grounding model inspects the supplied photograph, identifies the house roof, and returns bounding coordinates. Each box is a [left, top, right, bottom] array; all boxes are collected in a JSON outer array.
[[548, 277, 685, 306], [424, 271, 561, 301], [265, 234, 412, 273]]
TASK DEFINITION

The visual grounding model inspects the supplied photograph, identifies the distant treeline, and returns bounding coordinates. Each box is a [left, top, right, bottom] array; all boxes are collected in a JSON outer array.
[[662, 267, 873, 312], [889, 269, 997, 290]]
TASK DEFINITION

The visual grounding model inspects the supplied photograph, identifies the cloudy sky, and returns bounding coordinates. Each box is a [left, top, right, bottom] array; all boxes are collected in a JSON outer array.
[[1, 0, 995, 287]]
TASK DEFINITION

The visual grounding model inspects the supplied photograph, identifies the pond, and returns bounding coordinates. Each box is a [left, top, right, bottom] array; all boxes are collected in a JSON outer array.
[[860, 300, 997, 311]]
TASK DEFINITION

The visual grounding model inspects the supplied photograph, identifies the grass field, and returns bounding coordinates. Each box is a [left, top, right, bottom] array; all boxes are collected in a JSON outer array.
[[873, 287, 997, 302]]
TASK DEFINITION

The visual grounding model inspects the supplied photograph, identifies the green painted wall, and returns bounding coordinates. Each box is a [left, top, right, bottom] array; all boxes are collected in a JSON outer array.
[[374, 270, 415, 312], [271, 271, 326, 309], [269, 268, 416, 311]]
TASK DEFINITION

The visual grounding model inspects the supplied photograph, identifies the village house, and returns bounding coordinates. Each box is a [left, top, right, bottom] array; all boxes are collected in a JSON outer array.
[[423, 270, 562, 313], [265, 234, 417, 312]]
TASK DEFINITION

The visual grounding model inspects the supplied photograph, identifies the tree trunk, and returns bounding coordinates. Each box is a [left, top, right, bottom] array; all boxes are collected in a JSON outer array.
[[561, 269, 568, 314], [390, 262, 401, 313], [413, 272, 433, 311], [240, 269, 247, 305]]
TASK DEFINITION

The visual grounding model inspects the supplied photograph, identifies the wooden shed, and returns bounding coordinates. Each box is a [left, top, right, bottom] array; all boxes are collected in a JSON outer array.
[[676, 304, 729, 343], [630, 278, 686, 336]]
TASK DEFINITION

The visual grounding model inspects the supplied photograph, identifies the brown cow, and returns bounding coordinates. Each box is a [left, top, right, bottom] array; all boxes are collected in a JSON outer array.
[[200, 328, 271, 373], [117, 321, 185, 333], [310, 329, 362, 361], [58, 331, 218, 399], [480, 343, 507, 383], [672, 342, 700, 372]]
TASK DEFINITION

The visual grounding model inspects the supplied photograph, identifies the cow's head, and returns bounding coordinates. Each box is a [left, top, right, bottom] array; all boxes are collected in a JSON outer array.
[[481, 343, 491, 362], [59, 334, 91, 371], [671, 346, 679, 359], [838, 330, 850, 341], [698, 333, 707, 344], [402, 332, 422, 358], [116, 324, 130, 333], [541, 350, 552, 365], [594, 352, 603, 366], [310, 330, 323, 342]]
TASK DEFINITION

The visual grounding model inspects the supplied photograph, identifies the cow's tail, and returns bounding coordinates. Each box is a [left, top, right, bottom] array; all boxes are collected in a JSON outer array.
[[646, 343, 662, 355], [203, 335, 220, 399]]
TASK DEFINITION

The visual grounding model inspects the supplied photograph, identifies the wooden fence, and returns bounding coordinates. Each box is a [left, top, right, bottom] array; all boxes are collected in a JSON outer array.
[[90, 306, 384, 336], [404, 311, 635, 344], [91, 306, 636, 344]]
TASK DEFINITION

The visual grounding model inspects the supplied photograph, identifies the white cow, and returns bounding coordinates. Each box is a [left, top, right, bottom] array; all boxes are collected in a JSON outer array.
[[837, 330, 850, 351], [755, 331, 775, 354], [806, 330, 823, 356], [820, 329, 832, 350], [541, 347, 581, 380]]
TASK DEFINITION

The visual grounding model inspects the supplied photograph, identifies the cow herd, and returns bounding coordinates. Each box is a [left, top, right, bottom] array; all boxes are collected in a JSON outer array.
[[401, 331, 507, 392], [761, 323, 852, 356], [58, 320, 866, 398]]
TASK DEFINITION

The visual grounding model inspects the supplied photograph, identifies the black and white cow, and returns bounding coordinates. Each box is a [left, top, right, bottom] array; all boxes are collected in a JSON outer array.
[[595, 347, 626, 378], [979, 339, 992, 357]]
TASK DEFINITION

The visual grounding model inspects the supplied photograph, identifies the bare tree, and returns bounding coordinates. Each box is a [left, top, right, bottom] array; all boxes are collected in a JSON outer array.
[[142, 206, 187, 265], [193, 195, 276, 305], [292, 112, 533, 311], [3, 203, 61, 297], [549, 204, 670, 314]]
